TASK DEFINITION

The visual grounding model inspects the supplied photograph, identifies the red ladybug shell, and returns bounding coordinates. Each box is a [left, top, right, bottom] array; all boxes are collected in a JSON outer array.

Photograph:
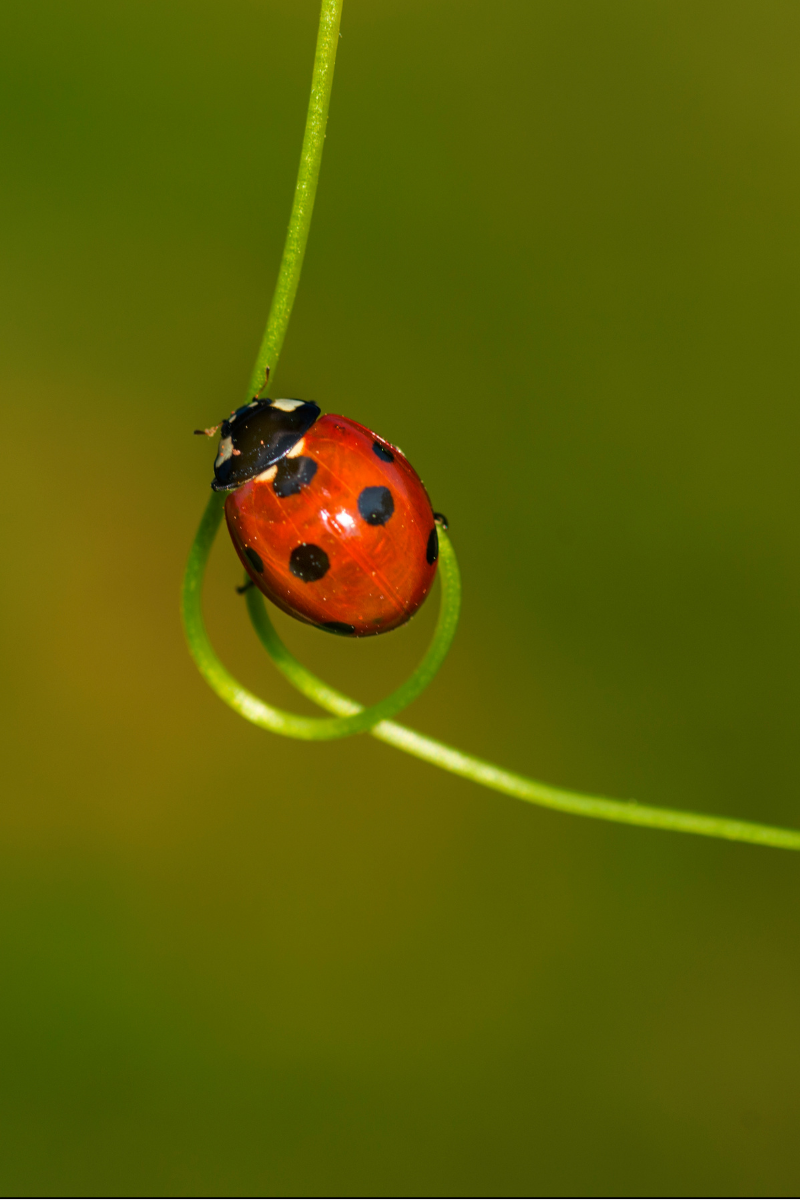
[[224, 415, 439, 636]]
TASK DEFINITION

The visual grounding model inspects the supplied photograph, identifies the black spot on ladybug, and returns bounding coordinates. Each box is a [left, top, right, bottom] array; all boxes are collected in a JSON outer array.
[[245, 547, 264, 573], [433, 511, 449, 529], [358, 486, 394, 526], [273, 455, 317, 498], [319, 621, 356, 636], [426, 528, 438, 565], [372, 441, 394, 463], [289, 543, 329, 582]]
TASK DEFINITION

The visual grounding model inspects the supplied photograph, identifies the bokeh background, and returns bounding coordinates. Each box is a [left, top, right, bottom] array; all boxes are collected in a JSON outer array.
[[2, 0, 800, 1193]]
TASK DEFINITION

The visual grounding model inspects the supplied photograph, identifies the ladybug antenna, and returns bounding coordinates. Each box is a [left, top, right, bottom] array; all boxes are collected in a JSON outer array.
[[194, 425, 220, 437]]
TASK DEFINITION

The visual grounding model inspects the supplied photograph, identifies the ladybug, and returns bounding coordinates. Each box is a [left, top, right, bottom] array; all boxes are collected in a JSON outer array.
[[204, 397, 442, 637]]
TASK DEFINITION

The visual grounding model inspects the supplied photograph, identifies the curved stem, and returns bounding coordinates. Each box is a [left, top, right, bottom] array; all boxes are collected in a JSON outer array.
[[247, 601, 800, 852], [180, 493, 460, 740], [247, 0, 344, 398], [184, 0, 800, 851]]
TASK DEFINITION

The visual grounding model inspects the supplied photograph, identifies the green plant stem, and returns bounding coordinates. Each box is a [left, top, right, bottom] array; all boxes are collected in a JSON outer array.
[[183, 0, 800, 851], [247, 597, 800, 851], [247, 0, 343, 398], [181, 492, 460, 740]]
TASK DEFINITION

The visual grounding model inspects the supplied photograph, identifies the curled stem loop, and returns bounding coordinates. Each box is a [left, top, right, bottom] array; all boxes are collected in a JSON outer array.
[[181, 492, 460, 740]]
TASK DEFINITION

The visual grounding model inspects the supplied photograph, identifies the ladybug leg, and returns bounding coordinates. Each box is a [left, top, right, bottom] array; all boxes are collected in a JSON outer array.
[[194, 425, 220, 437], [256, 365, 271, 399], [433, 511, 449, 529], [236, 578, 256, 595]]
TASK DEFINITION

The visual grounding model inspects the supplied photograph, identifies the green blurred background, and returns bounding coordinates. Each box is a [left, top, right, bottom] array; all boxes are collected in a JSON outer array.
[[2, 0, 800, 1193]]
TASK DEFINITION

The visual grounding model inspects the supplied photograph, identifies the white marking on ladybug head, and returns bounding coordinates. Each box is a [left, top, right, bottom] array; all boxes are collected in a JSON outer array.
[[271, 398, 305, 412], [254, 465, 278, 483], [286, 438, 306, 458], [215, 436, 234, 467]]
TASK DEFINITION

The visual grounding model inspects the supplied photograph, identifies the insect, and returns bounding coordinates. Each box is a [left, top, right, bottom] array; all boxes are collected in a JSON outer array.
[[199, 397, 444, 636]]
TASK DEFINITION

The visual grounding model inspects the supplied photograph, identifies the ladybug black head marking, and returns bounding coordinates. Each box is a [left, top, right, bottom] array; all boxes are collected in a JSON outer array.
[[210, 398, 321, 491]]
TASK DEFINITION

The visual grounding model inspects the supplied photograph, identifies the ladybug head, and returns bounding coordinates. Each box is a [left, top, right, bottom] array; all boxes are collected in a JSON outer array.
[[211, 397, 321, 491]]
